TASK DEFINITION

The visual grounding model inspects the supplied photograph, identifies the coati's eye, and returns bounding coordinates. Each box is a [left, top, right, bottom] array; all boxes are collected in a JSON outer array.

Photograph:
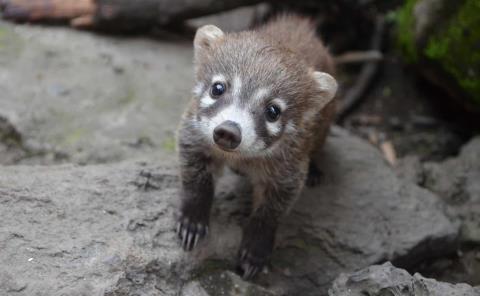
[[210, 82, 226, 98], [265, 104, 281, 122]]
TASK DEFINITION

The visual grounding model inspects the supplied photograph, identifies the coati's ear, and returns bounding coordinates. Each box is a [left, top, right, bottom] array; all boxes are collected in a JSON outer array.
[[312, 71, 338, 109], [194, 25, 225, 60]]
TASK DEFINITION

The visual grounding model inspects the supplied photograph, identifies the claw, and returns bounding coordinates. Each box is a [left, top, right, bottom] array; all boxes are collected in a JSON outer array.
[[243, 265, 251, 280], [192, 223, 203, 249], [242, 264, 259, 280], [240, 249, 247, 261], [193, 232, 200, 249], [186, 228, 195, 251], [181, 227, 188, 245], [176, 216, 208, 251]]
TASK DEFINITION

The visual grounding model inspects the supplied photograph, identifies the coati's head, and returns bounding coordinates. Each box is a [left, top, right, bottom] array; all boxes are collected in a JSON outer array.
[[191, 25, 337, 157]]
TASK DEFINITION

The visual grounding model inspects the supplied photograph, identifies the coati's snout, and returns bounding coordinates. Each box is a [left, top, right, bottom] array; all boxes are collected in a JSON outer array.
[[213, 120, 241, 150]]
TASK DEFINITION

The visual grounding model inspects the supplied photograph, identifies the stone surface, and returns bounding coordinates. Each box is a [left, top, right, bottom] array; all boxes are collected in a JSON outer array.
[[0, 20, 193, 165], [0, 13, 469, 296], [395, 155, 425, 185], [422, 136, 480, 244], [0, 127, 459, 296], [187, 3, 270, 33], [329, 262, 480, 296]]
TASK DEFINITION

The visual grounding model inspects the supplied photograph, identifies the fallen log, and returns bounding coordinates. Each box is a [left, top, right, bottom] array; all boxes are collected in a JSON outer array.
[[1, 0, 264, 30]]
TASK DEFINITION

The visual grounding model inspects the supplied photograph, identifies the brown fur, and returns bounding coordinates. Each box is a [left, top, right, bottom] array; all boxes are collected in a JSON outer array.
[[176, 15, 337, 279]]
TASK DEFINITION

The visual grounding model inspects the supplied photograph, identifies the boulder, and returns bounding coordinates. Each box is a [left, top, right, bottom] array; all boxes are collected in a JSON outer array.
[[329, 262, 480, 296], [0, 127, 459, 295], [0, 20, 193, 165], [422, 136, 480, 244]]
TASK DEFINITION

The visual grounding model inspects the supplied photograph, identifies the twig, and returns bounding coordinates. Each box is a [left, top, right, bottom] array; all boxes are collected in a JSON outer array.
[[380, 141, 397, 166], [336, 16, 386, 124], [334, 50, 383, 64]]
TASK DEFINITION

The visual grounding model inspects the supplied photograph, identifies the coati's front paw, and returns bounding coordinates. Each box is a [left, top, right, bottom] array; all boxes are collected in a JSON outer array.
[[176, 206, 209, 251], [237, 223, 275, 280]]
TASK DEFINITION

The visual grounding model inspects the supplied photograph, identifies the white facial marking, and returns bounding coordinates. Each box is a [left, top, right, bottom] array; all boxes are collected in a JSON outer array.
[[271, 98, 287, 112], [202, 103, 257, 152], [200, 93, 216, 108], [264, 98, 286, 137], [232, 76, 242, 98], [266, 121, 281, 136], [198, 74, 226, 109], [252, 87, 270, 102], [212, 74, 226, 84], [192, 83, 204, 97]]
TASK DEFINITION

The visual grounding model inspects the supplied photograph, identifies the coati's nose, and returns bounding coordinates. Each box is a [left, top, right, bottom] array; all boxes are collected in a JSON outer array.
[[213, 120, 242, 150]]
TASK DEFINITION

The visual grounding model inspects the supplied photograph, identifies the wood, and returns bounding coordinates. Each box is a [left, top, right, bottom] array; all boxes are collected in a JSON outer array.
[[1, 0, 264, 30], [334, 50, 383, 64], [1, 0, 94, 21], [336, 16, 386, 124]]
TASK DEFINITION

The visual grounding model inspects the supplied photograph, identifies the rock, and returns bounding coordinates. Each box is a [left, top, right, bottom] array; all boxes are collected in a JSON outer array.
[[422, 136, 480, 244], [396, 0, 480, 114], [329, 262, 480, 296], [187, 3, 270, 33], [0, 127, 459, 296], [0, 115, 26, 164], [395, 155, 424, 185], [182, 271, 276, 296], [0, 20, 193, 165]]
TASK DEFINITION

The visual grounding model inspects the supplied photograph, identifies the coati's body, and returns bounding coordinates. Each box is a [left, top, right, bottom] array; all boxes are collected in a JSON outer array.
[[176, 15, 337, 279]]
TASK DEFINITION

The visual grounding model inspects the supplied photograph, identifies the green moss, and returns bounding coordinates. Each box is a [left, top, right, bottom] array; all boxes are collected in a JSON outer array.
[[0, 24, 23, 55], [63, 128, 87, 146], [118, 88, 136, 105], [396, 0, 419, 62], [162, 134, 176, 153], [0, 27, 7, 46], [190, 259, 230, 280], [424, 0, 480, 103]]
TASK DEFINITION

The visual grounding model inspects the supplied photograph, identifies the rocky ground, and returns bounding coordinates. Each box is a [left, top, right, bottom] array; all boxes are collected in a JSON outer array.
[[0, 11, 479, 296]]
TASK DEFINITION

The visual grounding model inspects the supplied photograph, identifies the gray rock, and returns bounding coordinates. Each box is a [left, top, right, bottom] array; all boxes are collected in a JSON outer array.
[[395, 155, 424, 185], [187, 3, 270, 33], [0, 127, 459, 296], [329, 262, 480, 296], [0, 20, 193, 165], [182, 271, 276, 296], [423, 136, 480, 243]]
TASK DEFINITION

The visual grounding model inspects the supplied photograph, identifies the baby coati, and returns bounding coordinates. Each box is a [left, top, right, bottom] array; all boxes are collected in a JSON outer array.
[[176, 15, 338, 279]]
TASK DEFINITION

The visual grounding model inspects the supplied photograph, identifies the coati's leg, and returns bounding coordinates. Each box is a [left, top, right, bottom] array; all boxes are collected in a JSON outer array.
[[238, 164, 307, 279], [176, 133, 214, 251]]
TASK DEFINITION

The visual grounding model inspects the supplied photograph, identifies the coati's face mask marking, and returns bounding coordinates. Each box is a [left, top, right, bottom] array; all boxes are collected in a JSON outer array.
[[191, 25, 337, 156], [194, 75, 288, 154]]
